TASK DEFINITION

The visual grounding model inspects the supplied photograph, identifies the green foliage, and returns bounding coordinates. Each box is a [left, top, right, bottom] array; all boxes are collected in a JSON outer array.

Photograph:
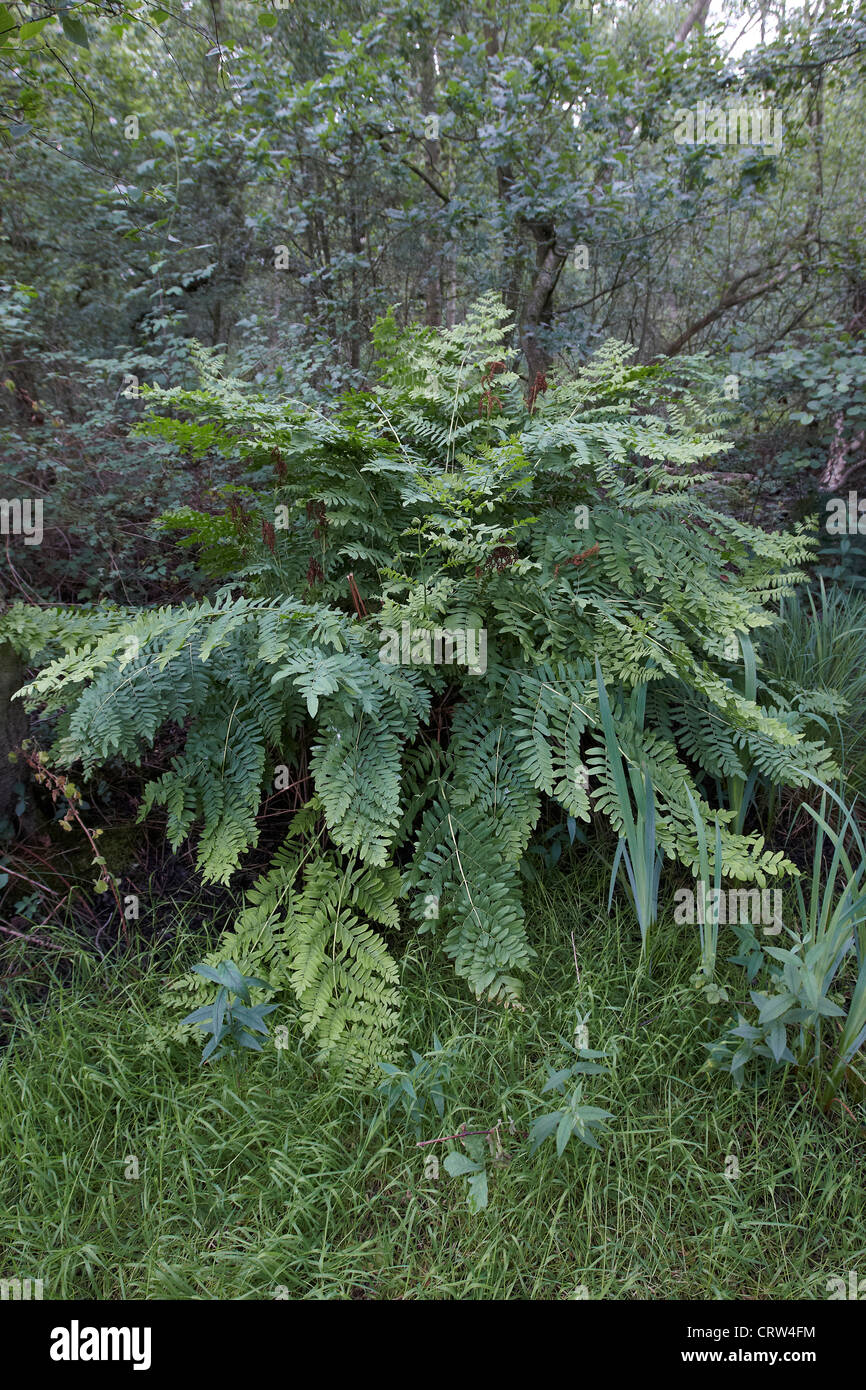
[[724, 342, 866, 585], [2, 300, 843, 1075], [737, 341, 866, 439], [1, 860, 865, 1301], [376, 1034, 453, 1138], [757, 582, 866, 802], [706, 784, 866, 1107], [597, 659, 662, 956], [529, 1040, 614, 1157], [169, 823, 403, 1077], [685, 787, 728, 1003], [181, 961, 277, 1064], [443, 1136, 490, 1215]]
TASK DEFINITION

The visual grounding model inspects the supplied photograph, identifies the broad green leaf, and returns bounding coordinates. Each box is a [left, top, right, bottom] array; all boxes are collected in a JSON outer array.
[[541, 1066, 574, 1093], [20, 17, 52, 39], [466, 1169, 488, 1213], [220, 961, 251, 1002], [191, 962, 225, 986], [60, 14, 89, 47], [443, 1152, 481, 1178], [231, 1004, 270, 1034], [201, 1031, 224, 1062], [555, 1111, 574, 1156], [529, 1112, 561, 1154], [180, 1005, 217, 1027]]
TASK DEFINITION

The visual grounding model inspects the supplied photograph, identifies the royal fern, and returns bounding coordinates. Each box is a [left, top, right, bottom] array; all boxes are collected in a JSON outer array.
[[2, 296, 839, 1073]]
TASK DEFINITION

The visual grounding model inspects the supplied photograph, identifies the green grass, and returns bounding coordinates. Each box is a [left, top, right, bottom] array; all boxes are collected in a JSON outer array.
[[1, 862, 865, 1300], [760, 582, 866, 803]]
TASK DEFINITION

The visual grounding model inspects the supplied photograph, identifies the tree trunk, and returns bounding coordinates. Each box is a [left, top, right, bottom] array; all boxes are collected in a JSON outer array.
[[520, 228, 568, 381], [0, 642, 27, 826]]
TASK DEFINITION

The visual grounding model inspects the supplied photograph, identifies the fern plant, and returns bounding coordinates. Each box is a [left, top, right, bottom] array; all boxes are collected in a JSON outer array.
[[1, 294, 840, 1075]]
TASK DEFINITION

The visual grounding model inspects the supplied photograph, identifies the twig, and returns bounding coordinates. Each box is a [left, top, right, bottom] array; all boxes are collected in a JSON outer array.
[[0, 864, 54, 896], [416, 1122, 527, 1148], [570, 929, 581, 985], [347, 572, 367, 619], [416, 1125, 501, 1148], [0, 923, 62, 951], [23, 752, 127, 938]]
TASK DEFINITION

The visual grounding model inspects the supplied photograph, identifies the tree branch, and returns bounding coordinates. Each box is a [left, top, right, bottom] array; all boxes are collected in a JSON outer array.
[[401, 158, 450, 203], [670, 0, 712, 47], [663, 262, 803, 356]]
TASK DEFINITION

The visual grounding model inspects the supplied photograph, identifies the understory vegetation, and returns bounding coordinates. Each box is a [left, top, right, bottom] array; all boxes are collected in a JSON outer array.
[[1, 867, 864, 1301]]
